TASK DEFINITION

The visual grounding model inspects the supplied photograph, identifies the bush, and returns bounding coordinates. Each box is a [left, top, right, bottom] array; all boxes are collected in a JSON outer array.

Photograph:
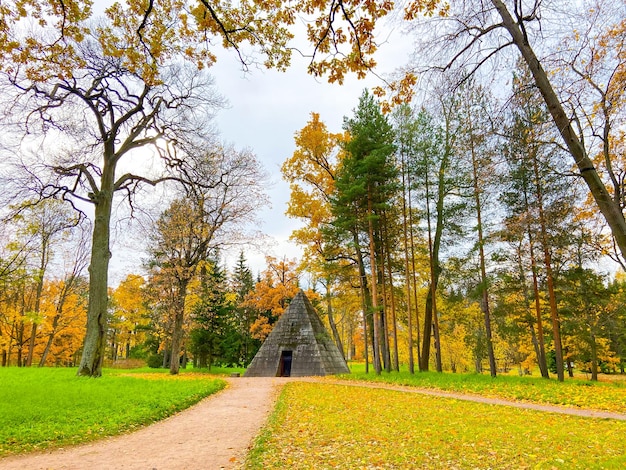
[[147, 354, 164, 368], [128, 345, 149, 359]]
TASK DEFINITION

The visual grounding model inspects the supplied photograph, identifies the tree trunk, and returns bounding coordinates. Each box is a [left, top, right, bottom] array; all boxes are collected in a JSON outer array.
[[162, 345, 170, 368], [379, 263, 391, 372], [26, 240, 48, 367], [527, 319, 540, 374], [421, 159, 444, 372], [531, 154, 565, 382], [353, 229, 371, 372], [170, 278, 189, 375], [378, 223, 391, 372], [77, 164, 115, 377], [468, 114, 497, 377], [380, 304, 391, 372], [110, 329, 118, 360], [540, 224, 564, 382], [590, 331, 599, 381], [367, 191, 382, 375], [39, 313, 60, 367], [17, 318, 24, 367], [26, 324, 37, 367], [527, 233, 550, 378], [492, 0, 626, 261], [420, 165, 434, 372], [325, 282, 345, 359], [384, 224, 400, 371], [401, 149, 415, 373], [515, 153, 550, 379], [432, 285, 443, 373], [407, 182, 422, 368]]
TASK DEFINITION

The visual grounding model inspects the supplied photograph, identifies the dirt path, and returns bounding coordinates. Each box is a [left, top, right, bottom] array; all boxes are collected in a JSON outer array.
[[311, 378, 626, 421], [2, 376, 625, 470], [0, 376, 287, 470]]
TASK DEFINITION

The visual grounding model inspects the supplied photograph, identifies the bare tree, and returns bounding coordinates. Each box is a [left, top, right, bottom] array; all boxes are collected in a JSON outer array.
[[403, 0, 626, 266], [1, 31, 223, 376], [39, 224, 90, 367], [147, 144, 269, 375]]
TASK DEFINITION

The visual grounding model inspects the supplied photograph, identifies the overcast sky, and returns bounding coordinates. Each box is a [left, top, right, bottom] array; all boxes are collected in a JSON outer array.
[[208, 30, 411, 277]]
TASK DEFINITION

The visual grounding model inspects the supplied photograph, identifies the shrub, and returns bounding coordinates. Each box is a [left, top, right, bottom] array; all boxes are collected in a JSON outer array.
[[147, 353, 164, 368]]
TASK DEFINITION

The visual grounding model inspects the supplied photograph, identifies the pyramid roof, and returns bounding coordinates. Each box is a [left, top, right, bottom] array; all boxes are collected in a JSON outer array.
[[244, 290, 350, 377]]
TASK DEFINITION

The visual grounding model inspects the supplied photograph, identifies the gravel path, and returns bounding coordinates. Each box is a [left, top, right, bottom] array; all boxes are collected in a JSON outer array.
[[2, 376, 625, 470]]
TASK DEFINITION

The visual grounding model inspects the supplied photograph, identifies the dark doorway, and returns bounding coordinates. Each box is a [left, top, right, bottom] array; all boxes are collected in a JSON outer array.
[[277, 350, 293, 377]]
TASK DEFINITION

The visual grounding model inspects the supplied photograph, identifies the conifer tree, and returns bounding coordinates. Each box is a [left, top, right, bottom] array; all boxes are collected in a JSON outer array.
[[332, 90, 398, 374]]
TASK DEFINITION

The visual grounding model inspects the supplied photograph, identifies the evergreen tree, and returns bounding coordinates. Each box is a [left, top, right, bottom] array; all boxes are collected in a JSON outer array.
[[188, 252, 233, 369], [230, 251, 258, 365], [500, 63, 581, 381], [332, 89, 398, 374]]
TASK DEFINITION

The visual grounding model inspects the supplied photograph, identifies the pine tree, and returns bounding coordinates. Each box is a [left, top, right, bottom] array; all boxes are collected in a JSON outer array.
[[332, 89, 398, 374], [230, 251, 257, 365]]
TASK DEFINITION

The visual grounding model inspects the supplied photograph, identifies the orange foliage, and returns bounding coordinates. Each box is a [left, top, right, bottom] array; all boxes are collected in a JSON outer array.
[[245, 255, 318, 341]]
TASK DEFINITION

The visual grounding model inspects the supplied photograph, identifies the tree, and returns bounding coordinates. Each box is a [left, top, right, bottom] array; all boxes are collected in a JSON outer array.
[[333, 89, 398, 374], [500, 63, 583, 381], [490, 1, 626, 263], [187, 254, 234, 369], [2, 28, 223, 376], [0, 0, 442, 378], [282, 112, 350, 358], [457, 81, 498, 376], [392, 0, 626, 267], [406, 97, 469, 372], [606, 274, 626, 373], [0, 0, 419, 90], [230, 251, 257, 365], [246, 256, 302, 341], [558, 267, 613, 381], [109, 274, 150, 361], [392, 104, 420, 374], [10, 200, 81, 366], [38, 224, 90, 367], [147, 146, 268, 374]]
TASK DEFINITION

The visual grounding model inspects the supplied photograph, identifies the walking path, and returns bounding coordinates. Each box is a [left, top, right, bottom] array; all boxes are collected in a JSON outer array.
[[2, 376, 625, 470], [313, 378, 626, 421], [0, 377, 286, 470]]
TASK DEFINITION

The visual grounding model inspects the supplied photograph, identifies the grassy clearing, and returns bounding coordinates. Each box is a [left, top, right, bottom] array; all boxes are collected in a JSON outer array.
[[0, 367, 225, 457], [246, 382, 626, 469], [342, 364, 626, 413]]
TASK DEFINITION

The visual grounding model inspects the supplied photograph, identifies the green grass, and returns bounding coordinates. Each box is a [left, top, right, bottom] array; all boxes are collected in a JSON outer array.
[[341, 363, 626, 413], [0, 367, 226, 457], [245, 382, 626, 469], [186, 365, 247, 376]]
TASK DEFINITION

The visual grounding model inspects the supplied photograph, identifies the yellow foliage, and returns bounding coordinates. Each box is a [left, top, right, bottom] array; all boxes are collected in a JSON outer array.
[[110, 274, 151, 357], [36, 279, 88, 366], [0, 0, 445, 99]]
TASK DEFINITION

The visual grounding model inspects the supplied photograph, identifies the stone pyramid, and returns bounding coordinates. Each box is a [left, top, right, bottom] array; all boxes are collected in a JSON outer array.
[[244, 290, 350, 377]]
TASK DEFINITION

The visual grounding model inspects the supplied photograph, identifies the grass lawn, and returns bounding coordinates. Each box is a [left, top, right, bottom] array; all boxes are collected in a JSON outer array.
[[343, 364, 626, 413], [0, 367, 225, 457], [246, 382, 626, 469]]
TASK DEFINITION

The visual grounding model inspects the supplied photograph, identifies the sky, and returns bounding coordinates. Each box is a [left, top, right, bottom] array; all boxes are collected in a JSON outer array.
[[207, 42, 411, 276], [98, 4, 413, 282]]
